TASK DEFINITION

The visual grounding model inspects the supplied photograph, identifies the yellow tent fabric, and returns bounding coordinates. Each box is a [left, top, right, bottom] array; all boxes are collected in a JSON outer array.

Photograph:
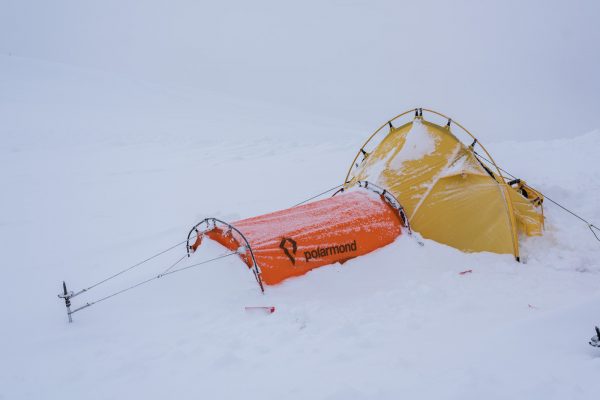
[[345, 111, 544, 260]]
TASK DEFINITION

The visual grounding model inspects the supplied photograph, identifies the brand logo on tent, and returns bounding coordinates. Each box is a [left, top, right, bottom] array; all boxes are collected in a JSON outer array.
[[279, 237, 298, 265], [304, 240, 357, 262]]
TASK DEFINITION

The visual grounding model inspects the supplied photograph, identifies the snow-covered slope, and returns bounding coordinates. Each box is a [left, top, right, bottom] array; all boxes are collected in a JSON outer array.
[[1, 55, 599, 400]]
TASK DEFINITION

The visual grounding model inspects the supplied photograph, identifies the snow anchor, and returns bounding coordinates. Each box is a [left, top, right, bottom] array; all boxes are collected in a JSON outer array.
[[590, 326, 600, 348], [57, 281, 74, 323]]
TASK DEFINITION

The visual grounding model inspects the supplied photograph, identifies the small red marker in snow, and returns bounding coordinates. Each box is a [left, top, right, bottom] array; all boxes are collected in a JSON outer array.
[[245, 306, 275, 314], [459, 269, 473, 275]]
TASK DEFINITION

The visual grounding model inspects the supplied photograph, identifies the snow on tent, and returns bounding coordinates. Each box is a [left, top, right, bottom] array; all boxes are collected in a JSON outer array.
[[186, 185, 410, 289], [186, 107, 546, 290], [344, 108, 545, 260]]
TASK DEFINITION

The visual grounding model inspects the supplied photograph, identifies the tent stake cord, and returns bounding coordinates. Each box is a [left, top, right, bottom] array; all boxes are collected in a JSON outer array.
[[292, 184, 344, 207], [66, 239, 189, 300], [60, 252, 238, 322], [59, 216, 267, 323]]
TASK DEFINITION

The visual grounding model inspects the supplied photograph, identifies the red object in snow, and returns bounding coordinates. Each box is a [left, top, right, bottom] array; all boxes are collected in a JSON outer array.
[[459, 269, 473, 275], [245, 306, 276, 314]]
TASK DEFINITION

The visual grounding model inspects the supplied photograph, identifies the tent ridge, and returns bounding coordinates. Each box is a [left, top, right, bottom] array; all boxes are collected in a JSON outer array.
[[408, 143, 462, 221]]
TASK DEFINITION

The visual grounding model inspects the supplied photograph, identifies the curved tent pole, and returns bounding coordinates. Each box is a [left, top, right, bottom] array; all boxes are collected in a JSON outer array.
[[344, 108, 507, 184], [355, 180, 412, 234], [343, 108, 416, 185], [419, 109, 520, 260], [186, 217, 265, 293], [420, 108, 506, 180], [420, 109, 520, 260]]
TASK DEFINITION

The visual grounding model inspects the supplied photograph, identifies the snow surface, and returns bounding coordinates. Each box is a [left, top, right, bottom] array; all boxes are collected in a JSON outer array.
[[1, 55, 600, 400]]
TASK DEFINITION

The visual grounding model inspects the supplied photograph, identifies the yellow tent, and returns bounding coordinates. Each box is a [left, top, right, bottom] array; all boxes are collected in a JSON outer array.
[[344, 108, 544, 260]]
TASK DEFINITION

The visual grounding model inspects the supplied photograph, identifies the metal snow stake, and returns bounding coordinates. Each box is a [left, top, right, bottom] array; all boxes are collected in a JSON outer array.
[[57, 281, 74, 323]]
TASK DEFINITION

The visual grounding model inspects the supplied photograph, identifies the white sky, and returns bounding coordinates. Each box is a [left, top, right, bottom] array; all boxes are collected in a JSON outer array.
[[2, 0, 599, 140]]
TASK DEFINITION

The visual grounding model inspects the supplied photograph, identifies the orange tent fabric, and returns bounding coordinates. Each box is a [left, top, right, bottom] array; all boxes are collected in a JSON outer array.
[[198, 190, 403, 285]]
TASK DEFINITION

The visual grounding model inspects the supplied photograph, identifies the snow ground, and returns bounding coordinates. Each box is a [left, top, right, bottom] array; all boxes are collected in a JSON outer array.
[[1, 55, 599, 399]]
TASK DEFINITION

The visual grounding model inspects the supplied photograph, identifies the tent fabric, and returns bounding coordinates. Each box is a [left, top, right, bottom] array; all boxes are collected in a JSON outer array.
[[200, 190, 403, 285], [347, 116, 544, 258]]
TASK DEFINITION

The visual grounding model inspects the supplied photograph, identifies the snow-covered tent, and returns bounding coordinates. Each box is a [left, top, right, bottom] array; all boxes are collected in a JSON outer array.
[[188, 187, 409, 287], [345, 108, 544, 260]]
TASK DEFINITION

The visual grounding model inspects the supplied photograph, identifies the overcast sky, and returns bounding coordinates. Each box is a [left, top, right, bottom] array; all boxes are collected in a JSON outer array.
[[2, 0, 599, 140]]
